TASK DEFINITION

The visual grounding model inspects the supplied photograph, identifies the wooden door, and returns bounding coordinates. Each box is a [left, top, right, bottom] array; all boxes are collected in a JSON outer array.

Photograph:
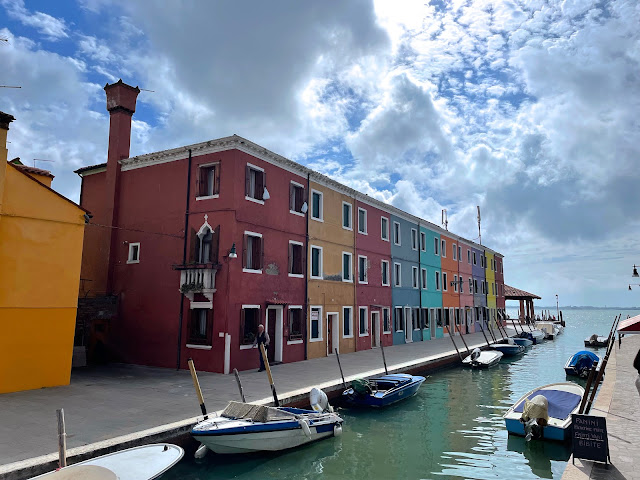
[[327, 313, 332, 355], [267, 309, 276, 362]]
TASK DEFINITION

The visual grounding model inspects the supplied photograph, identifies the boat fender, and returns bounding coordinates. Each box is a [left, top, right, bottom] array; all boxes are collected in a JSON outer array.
[[194, 443, 209, 459], [298, 419, 312, 438], [333, 423, 343, 437]]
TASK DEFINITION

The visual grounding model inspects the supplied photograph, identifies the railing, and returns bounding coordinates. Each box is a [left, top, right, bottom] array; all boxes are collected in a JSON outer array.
[[180, 267, 216, 292]]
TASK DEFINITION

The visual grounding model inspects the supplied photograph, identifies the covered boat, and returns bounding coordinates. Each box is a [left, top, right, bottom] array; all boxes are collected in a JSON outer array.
[[564, 351, 599, 377], [584, 334, 608, 348], [536, 322, 557, 340], [493, 338, 526, 356], [462, 348, 503, 368], [192, 401, 343, 454], [342, 374, 426, 408], [503, 382, 584, 442]]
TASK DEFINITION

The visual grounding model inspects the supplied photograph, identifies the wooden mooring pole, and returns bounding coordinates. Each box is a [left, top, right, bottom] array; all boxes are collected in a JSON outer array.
[[335, 349, 348, 389], [233, 368, 246, 403], [454, 323, 471, 355], [584, 315, 621, 414], [188, 358, 208, 419], [578, 365, 597, 414], [56, 408, 67, 468], [448, 332, 463, 361], [380, 342, 389, 375]]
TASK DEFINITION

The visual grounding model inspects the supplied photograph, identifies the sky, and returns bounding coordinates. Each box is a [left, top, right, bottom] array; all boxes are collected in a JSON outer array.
[[1, 0, 639, 307]]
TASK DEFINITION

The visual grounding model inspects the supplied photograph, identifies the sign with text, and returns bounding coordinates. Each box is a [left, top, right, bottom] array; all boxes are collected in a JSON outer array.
[[571, 414, 609, 464]]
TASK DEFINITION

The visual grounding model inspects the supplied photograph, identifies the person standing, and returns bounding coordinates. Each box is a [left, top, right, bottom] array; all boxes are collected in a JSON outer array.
[[253, 324, 270, 372], [634, 347, 640, 396]]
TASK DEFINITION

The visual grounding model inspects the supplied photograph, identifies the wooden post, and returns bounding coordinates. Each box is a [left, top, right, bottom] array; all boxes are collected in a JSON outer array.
[[56, 408, 67, 468], [454, 322, 471, 355], [449, 332, 463, 361], [584, 316, 621, 414], [479, 324, 492, 347], [380, 342, 389, 375], [510, 318, 521, 335], [335, 349, 347, 389], [578, 366, 597, 414], [260, 343, 280, 406], [233, 368, 246, 403], [187, 358, 208, 419]]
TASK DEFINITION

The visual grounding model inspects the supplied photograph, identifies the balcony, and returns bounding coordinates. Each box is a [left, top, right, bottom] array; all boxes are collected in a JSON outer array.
[[174, 264, 218, 302]]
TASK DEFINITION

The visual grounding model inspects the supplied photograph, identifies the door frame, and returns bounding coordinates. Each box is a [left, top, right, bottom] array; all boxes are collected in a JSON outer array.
[[371, 310, 381, 348], [404, 306, 412, 343], [265, 305, 283, 363], [326, 312, 339, 355], [430, 308, 436, 338]]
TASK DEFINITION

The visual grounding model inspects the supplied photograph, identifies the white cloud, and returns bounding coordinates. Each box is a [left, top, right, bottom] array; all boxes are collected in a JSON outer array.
[[1, 0, 68, 40]]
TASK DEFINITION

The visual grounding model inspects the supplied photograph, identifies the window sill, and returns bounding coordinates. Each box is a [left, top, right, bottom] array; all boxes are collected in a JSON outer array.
[[358, 332, 369, 337], [394, 242, 401, 246], [383, 330, 392, 334], [243, 268, 263, 274], [358, 280, 368, 285], [186, 344, 212, 350], [311, 217, 324, 223], [309, 337, 323, 342], [126, 260, 140, 264], [342, 278, 353, 283], [382, 283, 390, 287], [288, 273, 304, 278], [382, 237, 389, 242], [245, 196, 264, 205], [287, 339, 304, 345], [240, 344, 256, 350], [358, 230, 367, 235], [343, 334, 353, 339], [196, 194, 219, 201], [289, 210, 305, 217]]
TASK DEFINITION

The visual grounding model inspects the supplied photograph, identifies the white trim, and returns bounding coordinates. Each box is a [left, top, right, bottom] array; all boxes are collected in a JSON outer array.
[[289, 240, 303, 246], [240, 344, 255, 350], [287, 339, 304, 345], [243, 268, 263, 274], [309, 305, 323, 342], [242, 304, 261, 309], [342, 251, 353, 283], [412, 266, 419, 289], [441, 239, 447, 258], [357, 255, 368, 284], [381, 216, 389, 242], [394, 306, 404, 333], [246, 161, 264, 172], [342, 306, 354, 338], [310, 189, 324, 221], [411, 228, 418, 251], [393, 221, 401, 246], [381, 260, 390, 287], [224, 334, 230, 374], [287, 305, 304, 343], [309, 245, 323, 279], [186, 344, 212, 350], [288, 273, 304, 278], [371, 310, 381, 347], [443, 272, 448, 291], [357, 207, 368, 235], [382, 307, 391, 334], [189, 302, 213, 309], [434, 237, 439, 256], [289, 210, 305, 217], [288, 240, 304, 277], [327, 311, 340, 355], [342, 201, 353, 231], [244, 230, 263, 238], [290, 180, 304, 188], [394, 262, 402, 287], [420, 231, 426, 252], [435, 270, 441, 291], [245, 195, 265, 205], [358, 306, 369, 337], [452, 243, 457, 260], [453, 274, 458, 293], [127, 242, 140, 264], [265, 305, 284, 363], [195, 194, 219, 201]]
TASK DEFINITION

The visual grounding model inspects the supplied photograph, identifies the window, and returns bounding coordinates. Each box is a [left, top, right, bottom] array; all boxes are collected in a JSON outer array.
[[452, 244, 457, 260], [195, 226, 215, 264], [288, 307, 303, 340], [310, 245, 322, 279], [469, 278, 473, 293], [127, 242, 140, 264], [481, 281, 485, 294], [243, 232, 263, 272], [197, 163, 219, 198], [311, 190, 323, 221], [188, 308, 212, 345], [459, 276, 464, 294], [412, 308, 419, 330], [342, 202, 353, 230], [420, 308, 428, 329], [420, 232, 426, 252], [453, 275, 458, 292], [467, 249, 471, 264], [473, 252, 477, 265], [393, 221, 401, 245], [358, 255, 368, 284], [474, 279, 478, 293], [492, 282, 495, 295], [421, 268, 427, 289], [435, 271, 441, 290], [441, 239, 446, 257], [245, 164, 265, 202], [310, 306, 322, 341], [288, 241, 304, 277], [358, 208, 367, 234], [394, 263, 401, 287], [241, 306, 260, 345], [342, 252, 353, 282], [394, 307, 403, 332], [481, 255, 484, 268], [381, 217, 389, 241], [359, 307, 368, 336], [437, 308, 443, 327], [290, 182, 305, 215], [383, 308, 391, 333], [443, 272, 448, 291], [434, 238, 439, 256], [381, 260, 390, 286], [412, 266, 419, 289], [458, 245, 461, 260], [500, 261, 503, 273], [343, 307, 353, 338]]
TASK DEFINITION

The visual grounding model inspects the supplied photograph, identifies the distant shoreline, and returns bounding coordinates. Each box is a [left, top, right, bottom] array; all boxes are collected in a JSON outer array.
[[508, 306, 640, 310]]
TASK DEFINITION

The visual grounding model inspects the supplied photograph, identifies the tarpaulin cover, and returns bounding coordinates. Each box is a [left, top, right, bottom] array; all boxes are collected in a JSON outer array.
[[568, 351, 599, 371], [618, 314, 640, 333], [514, 389, 581, 420]]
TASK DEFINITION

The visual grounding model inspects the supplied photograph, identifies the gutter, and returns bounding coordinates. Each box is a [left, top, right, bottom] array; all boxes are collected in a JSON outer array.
[[176, 149, 192, 370]]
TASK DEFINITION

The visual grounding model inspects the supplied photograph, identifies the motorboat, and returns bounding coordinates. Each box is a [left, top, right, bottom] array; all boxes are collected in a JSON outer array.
[[503, 382, 584, 442], [32, 444, 184, 480], [492, 338, 526, 356], [191, 399, 343, 454], [564, 351, 599, 377], [342, 374, 426, 408], [517, 328, 545, 345], [584, 334, 608, 348], [511, 336, 533, 348], [536, 322, 557, 340], [462, 348, 503, 368]]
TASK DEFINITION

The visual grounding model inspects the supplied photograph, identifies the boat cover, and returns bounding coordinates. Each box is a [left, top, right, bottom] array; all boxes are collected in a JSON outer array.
[[221, 401, 295, 423], [522, 395, 549, 423], [513, 389, 581, 421], [568, 351, 599, 370]]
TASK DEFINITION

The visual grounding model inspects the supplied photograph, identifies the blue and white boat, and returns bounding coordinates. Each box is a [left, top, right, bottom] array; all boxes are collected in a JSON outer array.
[[462, 348, 503, 368], [564, 351, 599, 377], [493, 338, 526, 356], [192, 400, 343, 454], [503, 382, 584, 442], [342, 374, 426, 407], [512, 336, 533, 348]]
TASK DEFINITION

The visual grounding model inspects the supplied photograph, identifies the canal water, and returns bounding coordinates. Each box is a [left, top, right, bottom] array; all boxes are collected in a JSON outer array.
[[164, 308, 632, 480]]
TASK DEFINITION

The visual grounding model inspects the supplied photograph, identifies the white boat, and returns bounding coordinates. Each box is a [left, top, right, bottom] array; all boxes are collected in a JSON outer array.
[[584, 334, 608, 348], [31, 444, 184, 480], [192, 401, 344, 454], [536, 322, 557, 340], [503, 382, 584, 442], [462, 348, 503, 368]]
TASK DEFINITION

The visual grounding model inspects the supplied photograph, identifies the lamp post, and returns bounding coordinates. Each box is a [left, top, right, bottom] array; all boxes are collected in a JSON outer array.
[[223, 243, 237, 374], [555, 294, 559, 320]]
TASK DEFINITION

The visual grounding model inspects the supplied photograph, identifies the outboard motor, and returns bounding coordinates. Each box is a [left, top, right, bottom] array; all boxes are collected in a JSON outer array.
[[310, 387, 333, 413], [520, 394, 549, 441]]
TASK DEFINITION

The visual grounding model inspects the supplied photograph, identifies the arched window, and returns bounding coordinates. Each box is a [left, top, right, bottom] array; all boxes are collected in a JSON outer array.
[[198, 228, 213, 263]]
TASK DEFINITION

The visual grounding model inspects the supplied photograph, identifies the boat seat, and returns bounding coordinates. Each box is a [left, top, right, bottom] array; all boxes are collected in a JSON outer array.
[[221, 401, 295, 423]]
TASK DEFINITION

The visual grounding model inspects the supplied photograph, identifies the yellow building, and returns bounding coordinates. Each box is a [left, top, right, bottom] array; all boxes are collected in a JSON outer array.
[[485, 250, 497, 326], [307, 178, 356, 359], [0, 111, 87, 394]]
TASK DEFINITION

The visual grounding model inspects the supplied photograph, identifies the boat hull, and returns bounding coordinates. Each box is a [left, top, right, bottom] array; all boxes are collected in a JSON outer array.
[[462, 350, 503, 368], [493, 344, 525, 356], [512, 337, 533, 347], [343, 375, 425, 407], [504, 418, 569, 442]]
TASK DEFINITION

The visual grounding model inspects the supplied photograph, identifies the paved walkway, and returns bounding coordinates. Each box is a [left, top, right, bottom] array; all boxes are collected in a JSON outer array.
[[563, 334, 640, 480], [0, 331, 491, 470]]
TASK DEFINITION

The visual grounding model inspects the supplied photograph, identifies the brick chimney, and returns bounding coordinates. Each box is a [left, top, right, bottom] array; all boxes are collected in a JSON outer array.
[[104, 80, 140, 293]]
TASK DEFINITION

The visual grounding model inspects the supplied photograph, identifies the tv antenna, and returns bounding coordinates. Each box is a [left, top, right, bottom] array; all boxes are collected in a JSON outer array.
[[33, 158, 55, 168], [441, 209, 448, 231], [477, 205, 482, 245], [0, 85, 21, 89]]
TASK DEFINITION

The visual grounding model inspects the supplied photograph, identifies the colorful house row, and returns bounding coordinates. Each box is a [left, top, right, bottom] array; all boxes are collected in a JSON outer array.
[[75, 80, 506, 374]]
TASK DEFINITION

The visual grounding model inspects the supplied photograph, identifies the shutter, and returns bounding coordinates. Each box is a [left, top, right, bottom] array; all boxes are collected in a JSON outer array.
[[288, 243, 293, 274], [242, 234, 248, 268], [259, 236, 264, 269], [245, 165, 250, 196], [211, 225, 220, 264], [189, 228, 197, 263], [256, 171, 264, 200], [240, 308, 245, 344], [214, 164, 220, 195], [295, 244, 303, 274], [206, 309, 213, 344], [290, 183, 295, 211], [199, 167, 207, 196]]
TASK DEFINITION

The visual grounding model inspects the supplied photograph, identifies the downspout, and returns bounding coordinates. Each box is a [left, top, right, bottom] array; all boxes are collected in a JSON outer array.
[[176, 148, 193, 370], [304, 172, 310, 360], [353, 194, 357, 352], [418, 221, 422, 341]]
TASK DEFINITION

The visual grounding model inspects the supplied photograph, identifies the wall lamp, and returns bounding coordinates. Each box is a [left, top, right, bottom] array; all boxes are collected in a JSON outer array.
[[633, 265, 639, 277], [228, 243, 238, 259]]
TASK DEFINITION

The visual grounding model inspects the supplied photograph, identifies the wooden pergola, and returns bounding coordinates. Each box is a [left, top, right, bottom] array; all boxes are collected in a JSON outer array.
[[504, 285, 541, 321]]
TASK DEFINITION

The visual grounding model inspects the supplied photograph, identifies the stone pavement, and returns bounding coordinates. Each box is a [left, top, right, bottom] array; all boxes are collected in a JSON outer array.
[[0, 330, 491, 470], [562, 334, 640, 480]]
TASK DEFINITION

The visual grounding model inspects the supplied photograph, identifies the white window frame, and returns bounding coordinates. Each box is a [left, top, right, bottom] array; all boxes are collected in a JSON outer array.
[[394, 306, 404, 332], [393, 221, 401, 246], [239, 304, 261, 349], [343, 306, 354, 338], [441, 239, 446, 258], [381, 260, 390, 287], [287, 305, 304, 344], [412, 266, 419, 289], [443, 272, 448, 291], [420, 231, 426, 252], [452, 243, 457, 261], [473, 252, 477, 265], [421, 267, 427, 290], [357, 207, 368, 235], [434, 237, 439, 256], [459, 276, 464, 294], [394, 262, 402, 287], [242, 231, 263, 274], [127, 242, 140, 264], [342, 251, 353, 283], [245, 162, 265, 205], [467, 249, 471, 264], [288, 240, 304, 278], [310, 189, 323, 222], [435, 271, 441, 291], [342, 201, 353, 231], [309, 305, 323, 342], [411, 228, 418, 251], [195, 162, 220, 200], [358, 306, 369, 337], [381, 216, 389, 242], [289, 180, 305, 217], [309, 245, 323, 280], [382, 307, 391, 334], [453, 274, 458, 292], [358, 255, 368, 284]]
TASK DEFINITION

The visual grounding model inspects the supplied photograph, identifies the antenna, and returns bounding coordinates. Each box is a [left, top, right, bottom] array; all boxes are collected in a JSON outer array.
[[140, 88, 155, 92], [33, 158, 55, 168], [477, 205, 482, 245], [441, 209, 448, 231], [0, 86, 21, 89]]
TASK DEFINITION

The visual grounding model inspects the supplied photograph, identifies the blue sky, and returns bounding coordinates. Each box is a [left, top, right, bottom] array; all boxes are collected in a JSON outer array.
[[2, 0, 640, 307]]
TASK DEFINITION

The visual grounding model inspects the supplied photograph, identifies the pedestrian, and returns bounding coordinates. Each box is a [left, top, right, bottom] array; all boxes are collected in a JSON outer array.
[[253, 324, 270, 372], [634, 347, 640, 397]]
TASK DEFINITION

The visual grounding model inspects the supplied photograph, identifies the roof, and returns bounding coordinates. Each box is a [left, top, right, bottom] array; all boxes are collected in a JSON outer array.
[[504, 285, 541, 300], [10, 159, 55, 179], [74, 163, 106, 175], [0, 111, 16, 129], [617, 314, 640, 333]]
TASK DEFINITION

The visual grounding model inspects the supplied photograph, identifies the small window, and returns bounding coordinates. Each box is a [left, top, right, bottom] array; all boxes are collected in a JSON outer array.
[[358, 208, 367, 234], [481, 255, 484, 268], [383, 308, 391, 333], [311, 190, 323, 221], [393, 222, 401, 245], [453, 275, 458, 292], [343, 307, 353, 338], [381, 217, 389, 241], [435, 271, 440, 290], [412, 308, 419, 330], [492, 282, 495, 295], [421, 267, 427, 289], [434, 238, 439, 256], [412, 266, 419, 289], [241, 306, 260, 345], [441, 239, 446, 257], [197, 163, 219, 198], [358, 255, 368, 284], [189, 308, 212, 345], [342, 252, 353, 282], [394, 307, 403, 332], [288, 241, 304, 277], [467, 249, 471, 264], [411, 228, 418, 250], [474, 279, 478, 293], [290, 182, 305, 214], [243, 232, 263, 272], [310, 245, 322, 279], [127, 242, 140, 264], [469, 278, 473, 293], [458, 245, 461, 260], [473, 252, 477, 265], [245, 164, 265, 202], [420, 308, 428, 329], [394, 263, 401, 287], [420, 232, 426, 252], [452, 244, 457, 260], [481, 281, 485, 294], [310, 306, 322, 341], [443, 272, 448, 291], [342, 202, 353, 230], [288, 307, 303, 340], [359, 307, 368, 336], [437, 309, 443, 328], [381, 260, 390, 286]]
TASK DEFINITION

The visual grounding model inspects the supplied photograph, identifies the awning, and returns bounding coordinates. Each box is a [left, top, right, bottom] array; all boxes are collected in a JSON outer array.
[[617, 314, 640, 333]]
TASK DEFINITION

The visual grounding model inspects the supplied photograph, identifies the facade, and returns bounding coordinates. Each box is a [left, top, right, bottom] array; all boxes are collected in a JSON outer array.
[[486, 251, 497, 327], [495, 254, 505, 314], [471, 245, 487, 331], [457, 240, 475, 333], [0, 112, 86, 393], [75, 80, 506, 374], [440, 233, 460, 336]]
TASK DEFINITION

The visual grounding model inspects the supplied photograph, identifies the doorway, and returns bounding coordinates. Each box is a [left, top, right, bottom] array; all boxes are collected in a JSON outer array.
[[327, 312, 339, 355], [371, 311, 380, 347], [265, 306, 283, 363]]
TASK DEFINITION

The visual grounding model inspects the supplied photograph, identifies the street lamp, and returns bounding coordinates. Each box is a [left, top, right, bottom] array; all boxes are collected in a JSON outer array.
[[633, 265, 639, 277], [555, 294, 559, 320]]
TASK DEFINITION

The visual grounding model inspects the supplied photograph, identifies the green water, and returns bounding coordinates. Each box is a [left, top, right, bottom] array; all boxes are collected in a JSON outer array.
[[164, 309, 631, 480]]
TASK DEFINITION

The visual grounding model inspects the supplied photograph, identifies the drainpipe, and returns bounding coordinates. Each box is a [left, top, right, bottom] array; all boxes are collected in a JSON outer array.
[[304, 172, 310, 360], [353, 194, 357, 352], [176, 148, 193, 370]]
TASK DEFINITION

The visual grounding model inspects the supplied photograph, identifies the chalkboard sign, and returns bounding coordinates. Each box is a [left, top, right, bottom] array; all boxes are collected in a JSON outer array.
[[571, 414, 609, 465]]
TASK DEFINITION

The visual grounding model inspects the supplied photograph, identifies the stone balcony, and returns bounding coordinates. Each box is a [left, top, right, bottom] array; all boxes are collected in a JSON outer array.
[[174, 264, 218, 302]]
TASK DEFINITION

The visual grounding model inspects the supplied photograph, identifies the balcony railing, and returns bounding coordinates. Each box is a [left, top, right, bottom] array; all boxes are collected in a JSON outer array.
[[174, 263, 218, 301]]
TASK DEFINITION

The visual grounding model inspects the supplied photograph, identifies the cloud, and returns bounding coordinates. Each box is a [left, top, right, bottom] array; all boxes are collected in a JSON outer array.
[[1, 0, 68, 40]]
